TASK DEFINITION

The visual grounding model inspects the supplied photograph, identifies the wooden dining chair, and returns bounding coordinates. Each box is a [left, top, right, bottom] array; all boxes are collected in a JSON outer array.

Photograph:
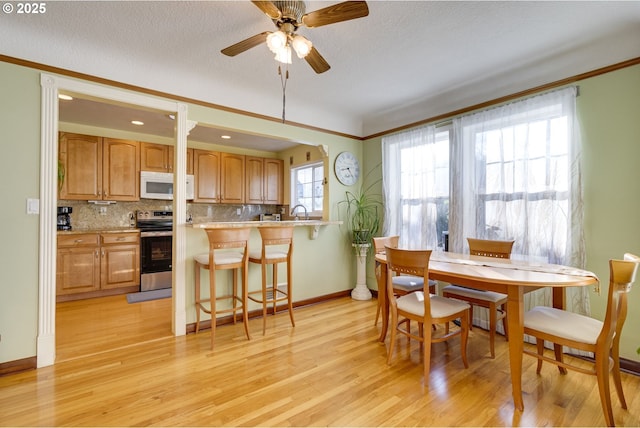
[[442, 237, 514, 358], [372, 236, 436, 326], [523, 253, 640, 427], [385, 246, 470, 382]]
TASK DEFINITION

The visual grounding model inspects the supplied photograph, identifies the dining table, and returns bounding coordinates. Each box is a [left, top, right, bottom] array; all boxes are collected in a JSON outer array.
[[375, 250, 598, 411]]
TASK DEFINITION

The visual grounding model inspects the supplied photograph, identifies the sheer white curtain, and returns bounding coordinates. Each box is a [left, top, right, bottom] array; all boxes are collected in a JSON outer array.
[[382, 125, 448, 250], [451, 86, 590, 326]]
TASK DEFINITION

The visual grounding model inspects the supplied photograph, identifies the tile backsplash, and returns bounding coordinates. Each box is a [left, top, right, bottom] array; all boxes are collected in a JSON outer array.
[[58, 200, 283, 229]]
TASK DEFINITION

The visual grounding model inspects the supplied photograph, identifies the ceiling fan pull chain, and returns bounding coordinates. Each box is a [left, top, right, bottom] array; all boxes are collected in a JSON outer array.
[[278, 64, 289, 123]]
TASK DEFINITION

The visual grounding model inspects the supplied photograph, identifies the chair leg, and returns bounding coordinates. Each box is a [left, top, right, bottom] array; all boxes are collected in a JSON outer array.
[[611, 346, 627, 409], [536, 338, 544, 374], [241, 266, 251, 341], [231, 269, 238, 325], [489, 301, 497, 358], [287, 260, 295, 328], [501, 302, 509, 340], [261, 262, 268, 335], [209, 270, 217, 350], [554, 343, 568, 375], [595, 352, 615, 427], [468, 304, 474, 330], [271, 263, 278, 315], [460, 311, 469, 369], [387, 309, 399, 366], [195, 262, 202, 333], [374, 297, 381, 326], [422, 320, 432, 382]]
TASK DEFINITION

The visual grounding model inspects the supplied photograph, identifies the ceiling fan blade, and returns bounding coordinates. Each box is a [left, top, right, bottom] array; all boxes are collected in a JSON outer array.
[[305, 47, 331, 74], [251, 1, 281, 20], [301, 1, 369, 28], [221, 32, 270, 57]]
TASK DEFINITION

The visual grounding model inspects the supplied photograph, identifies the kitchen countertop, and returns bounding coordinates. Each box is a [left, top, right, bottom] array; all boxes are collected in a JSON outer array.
[[191, 220, 341, 239], [57, 228, 139, 235]]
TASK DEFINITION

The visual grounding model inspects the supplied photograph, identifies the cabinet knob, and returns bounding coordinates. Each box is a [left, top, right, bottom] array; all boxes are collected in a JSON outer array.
[[74, 239, 83, 243]]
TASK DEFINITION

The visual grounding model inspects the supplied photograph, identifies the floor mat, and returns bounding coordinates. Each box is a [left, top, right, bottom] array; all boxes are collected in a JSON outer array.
[[126, 288, 172, 303]]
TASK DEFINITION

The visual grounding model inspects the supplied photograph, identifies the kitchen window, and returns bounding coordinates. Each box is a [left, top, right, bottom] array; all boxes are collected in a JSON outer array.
[[290, 161, 324, 216]]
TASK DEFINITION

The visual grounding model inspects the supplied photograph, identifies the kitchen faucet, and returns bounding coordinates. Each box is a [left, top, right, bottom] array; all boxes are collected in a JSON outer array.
[[290, 204, 308, 220]]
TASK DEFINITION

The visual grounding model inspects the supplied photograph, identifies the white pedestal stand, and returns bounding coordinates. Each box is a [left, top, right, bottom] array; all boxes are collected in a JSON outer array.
[[351, 243, 372, 300]]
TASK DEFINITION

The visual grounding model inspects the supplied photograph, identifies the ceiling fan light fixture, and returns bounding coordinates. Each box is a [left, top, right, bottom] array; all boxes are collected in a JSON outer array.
[[291, 34, 312, 59], [274, 45, 292, 64], [266, 30, 288, 53]]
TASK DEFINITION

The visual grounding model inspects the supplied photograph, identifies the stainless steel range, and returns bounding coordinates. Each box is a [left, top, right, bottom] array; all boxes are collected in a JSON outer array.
[[137, 210, 173, 292]]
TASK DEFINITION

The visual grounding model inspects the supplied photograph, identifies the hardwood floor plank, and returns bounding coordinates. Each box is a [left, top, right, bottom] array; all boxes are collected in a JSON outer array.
[[1, 296, 639, 426]]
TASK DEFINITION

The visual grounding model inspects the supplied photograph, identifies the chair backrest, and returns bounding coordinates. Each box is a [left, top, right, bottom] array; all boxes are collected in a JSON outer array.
[[204, 227, 251, 267], [599, 253, 640, 348], [385, 246, 432, 314], [467, 238, 514, 259], [258, 226, 294, 258], [373, 236, 399, 254]]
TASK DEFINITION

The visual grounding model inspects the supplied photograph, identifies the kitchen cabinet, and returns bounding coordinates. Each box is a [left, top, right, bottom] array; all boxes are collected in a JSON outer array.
[[58, 133, 140, 201], [140, 143, 194, 174], [246, 157, 284, 204], [193, 149, 221, 203], [220, 153, 245, 203], [57, 231, 140, 300]]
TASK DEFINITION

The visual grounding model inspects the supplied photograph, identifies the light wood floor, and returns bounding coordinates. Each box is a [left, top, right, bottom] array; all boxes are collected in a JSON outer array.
[[2, 296, 640, 427]]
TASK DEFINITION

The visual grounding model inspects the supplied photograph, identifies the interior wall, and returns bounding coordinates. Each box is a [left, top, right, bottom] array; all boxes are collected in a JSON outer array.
[[0, 62, 41, 363]]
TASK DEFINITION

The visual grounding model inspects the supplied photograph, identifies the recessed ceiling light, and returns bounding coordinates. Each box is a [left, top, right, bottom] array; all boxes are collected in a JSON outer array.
[[131, 120, 144, 126], [221, 135, 231, 139], [58, 94, 73, 101]]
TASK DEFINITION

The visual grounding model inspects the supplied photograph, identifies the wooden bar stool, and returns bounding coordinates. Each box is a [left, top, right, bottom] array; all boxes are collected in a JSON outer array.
[[194, 227, 251, 350], [248, 226, 295, 335]]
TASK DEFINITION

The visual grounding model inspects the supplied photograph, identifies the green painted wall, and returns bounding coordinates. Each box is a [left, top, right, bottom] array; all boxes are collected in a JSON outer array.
[[0, 62, 41, 362]]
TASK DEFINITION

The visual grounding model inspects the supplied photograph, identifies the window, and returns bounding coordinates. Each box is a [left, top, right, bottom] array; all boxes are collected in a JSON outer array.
[[383, 87, 583, 267], [290, 161, 324, 215], [453, 87, 582, 267], [382, 125, 450, 249]]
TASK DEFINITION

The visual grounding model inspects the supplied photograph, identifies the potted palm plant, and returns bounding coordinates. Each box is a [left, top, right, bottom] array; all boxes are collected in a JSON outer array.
[[338, 167, 383, 300], [339, 166, 383, 248]]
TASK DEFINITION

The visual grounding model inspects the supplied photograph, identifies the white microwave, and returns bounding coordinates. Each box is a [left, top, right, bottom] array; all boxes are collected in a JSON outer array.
[[140, 171, 194, 200]]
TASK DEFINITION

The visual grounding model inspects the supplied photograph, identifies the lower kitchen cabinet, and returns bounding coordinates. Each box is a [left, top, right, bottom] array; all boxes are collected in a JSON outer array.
[[57, 231, 140, 301]]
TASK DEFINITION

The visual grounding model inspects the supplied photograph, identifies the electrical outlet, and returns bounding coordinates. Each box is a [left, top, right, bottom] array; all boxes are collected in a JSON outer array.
[[236, 208, 241, 216], [99, 206, 107, 215]]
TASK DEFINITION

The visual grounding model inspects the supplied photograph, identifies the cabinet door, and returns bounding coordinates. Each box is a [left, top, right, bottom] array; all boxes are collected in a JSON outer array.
[[140, 142, 171, 172], [58, 133, 102, 200], [264, 158, 284, 204], [221, 153, 245, 203], [193, 149, 221, 203], [57, 233, 101, 295], [101, 243, 140, 290], [102, 138, 140, 201], [245, 156, 264, 204]]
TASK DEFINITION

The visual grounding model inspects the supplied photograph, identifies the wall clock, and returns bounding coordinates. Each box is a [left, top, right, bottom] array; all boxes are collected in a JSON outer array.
[[334, 151, 360, 186]]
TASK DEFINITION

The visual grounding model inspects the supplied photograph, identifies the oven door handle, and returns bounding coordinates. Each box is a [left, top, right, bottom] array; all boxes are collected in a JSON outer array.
[[140, 231, 173, 237]]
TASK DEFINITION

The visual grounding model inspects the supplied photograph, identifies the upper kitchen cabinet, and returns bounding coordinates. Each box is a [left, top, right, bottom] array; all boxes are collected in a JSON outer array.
[[193, 149, 221, 203], [140, 142, 172, 172], [246, 157, 283, 204], [220, 153, 245, 204], [140, 142, 194, 174], [59, 133, 140, 201]]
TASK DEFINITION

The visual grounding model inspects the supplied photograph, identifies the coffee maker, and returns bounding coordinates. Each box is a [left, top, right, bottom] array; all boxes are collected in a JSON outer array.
[[57, 206, 72, 231]]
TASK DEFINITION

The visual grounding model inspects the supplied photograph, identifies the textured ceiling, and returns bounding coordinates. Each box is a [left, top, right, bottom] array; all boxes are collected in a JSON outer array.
[[2, 1, 640, 144]]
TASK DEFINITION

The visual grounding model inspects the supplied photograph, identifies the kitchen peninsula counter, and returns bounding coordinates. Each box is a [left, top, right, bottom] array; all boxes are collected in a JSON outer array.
[[57, 227, 139, 235], [191, 220, 341, 239]]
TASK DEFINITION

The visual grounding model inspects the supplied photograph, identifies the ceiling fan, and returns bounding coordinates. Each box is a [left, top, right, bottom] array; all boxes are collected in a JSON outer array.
[[221, 1, 369, 74]]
